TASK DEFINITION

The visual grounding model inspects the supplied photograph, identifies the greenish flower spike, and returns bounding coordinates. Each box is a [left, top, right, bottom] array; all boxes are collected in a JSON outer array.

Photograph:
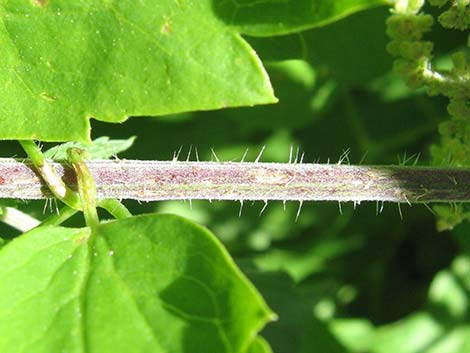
[[387, 0, 470, 230], [439, 6, 470, 30], [387, 40, 434, 60], [386, 14, 433, 40]]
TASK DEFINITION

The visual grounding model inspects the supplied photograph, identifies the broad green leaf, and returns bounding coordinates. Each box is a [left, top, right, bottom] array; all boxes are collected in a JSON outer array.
[[371, 256, 470, 353], [214, 0, 390, 36], [0, 1, 276, 142], [182, 7, 394, 136], [44, 136, 136, 160], [0, 214, 274, 353], [0, 0, 394, 142]]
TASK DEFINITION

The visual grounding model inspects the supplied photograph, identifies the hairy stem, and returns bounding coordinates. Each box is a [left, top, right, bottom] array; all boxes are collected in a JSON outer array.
[[0, 159, 470, 203]]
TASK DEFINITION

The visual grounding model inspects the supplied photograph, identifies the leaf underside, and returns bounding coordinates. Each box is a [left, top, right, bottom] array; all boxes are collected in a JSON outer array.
[[0, 214, 274, 353], [214, 0, 389, 36]]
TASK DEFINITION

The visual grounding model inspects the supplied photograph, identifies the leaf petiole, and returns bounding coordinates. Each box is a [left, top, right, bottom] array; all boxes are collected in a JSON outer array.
[[19, 140, 82, 211], [98, 199, 132, 220], [39, 200, 132, 228], [67, 148, 100, 229]]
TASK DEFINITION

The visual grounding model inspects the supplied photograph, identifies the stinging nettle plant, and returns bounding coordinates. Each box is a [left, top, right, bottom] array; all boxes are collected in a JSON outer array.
[[0, 1, 469, 352]]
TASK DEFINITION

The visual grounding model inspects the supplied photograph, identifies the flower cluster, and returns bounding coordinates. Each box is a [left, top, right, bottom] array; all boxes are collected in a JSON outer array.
[[387, 0, 470, 229]]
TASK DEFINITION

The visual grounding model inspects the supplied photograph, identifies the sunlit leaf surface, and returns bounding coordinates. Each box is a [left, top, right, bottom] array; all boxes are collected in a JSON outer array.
[[0, 214, 274, 353]]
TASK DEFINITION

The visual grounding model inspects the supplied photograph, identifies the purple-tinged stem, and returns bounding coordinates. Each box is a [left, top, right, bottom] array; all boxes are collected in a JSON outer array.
[[0, 158, 470, 203]]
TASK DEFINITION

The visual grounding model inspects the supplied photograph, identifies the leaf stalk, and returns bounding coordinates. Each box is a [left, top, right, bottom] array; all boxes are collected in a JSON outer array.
[[19, 140, 83, 210]]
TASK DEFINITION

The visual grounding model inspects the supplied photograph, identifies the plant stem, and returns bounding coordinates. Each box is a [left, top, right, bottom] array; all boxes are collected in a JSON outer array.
[[0, 206, 40, 232], [67, 148, 99, 229], [0, 159, 470, 203], [19, 140, 82, 210], [98, 199, 132, 219]]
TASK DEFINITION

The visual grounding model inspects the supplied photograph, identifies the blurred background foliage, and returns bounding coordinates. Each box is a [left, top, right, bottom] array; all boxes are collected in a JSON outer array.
[[1, 4, 469, 353]]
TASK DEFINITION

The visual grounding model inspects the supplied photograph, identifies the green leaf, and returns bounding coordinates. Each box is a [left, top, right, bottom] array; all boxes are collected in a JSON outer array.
[[246, 337, 273, 353], [241, 269, 349, 353], [0, 214, 273, 353], [44, 136, 136, 160], [198, 60, 324, 134], [253, 233, 363, 282], [371, 256, 470, 353], [246, 34, 307, 62], [214, 0, 390, 36], [0, 1, 276, 142], [329, 319, 375, 353], [302, 6, 392, 86]]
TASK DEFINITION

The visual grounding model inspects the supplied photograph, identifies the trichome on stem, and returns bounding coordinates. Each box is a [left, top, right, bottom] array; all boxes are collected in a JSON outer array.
[[0, 158, 469, 203]]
